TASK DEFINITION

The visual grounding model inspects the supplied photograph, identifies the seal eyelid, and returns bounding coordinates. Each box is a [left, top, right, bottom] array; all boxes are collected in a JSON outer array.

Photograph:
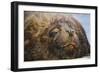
[[66, 30, 69, 33], [49, 31, 58, 37]]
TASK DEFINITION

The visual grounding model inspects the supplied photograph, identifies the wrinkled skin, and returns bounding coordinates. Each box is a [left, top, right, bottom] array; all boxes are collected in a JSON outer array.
[[24, 12, 90, 61], [47, 18, 82, 59]]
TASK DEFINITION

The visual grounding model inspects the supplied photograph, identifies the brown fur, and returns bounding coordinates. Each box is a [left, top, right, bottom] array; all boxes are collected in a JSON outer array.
[[24, 12, 90, 61]]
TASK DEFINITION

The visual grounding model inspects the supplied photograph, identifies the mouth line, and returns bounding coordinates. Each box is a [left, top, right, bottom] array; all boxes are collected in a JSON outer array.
[[62, 43, 76, 49]]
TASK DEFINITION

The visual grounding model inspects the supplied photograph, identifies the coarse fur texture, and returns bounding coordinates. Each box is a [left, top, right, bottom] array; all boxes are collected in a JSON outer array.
[[24, 12, 90, 61]]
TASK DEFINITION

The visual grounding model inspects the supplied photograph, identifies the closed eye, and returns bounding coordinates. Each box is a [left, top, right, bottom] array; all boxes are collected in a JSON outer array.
[[66, 30, 73, 36], [49, 28, 60, 37], [49, 31, 58, 37]]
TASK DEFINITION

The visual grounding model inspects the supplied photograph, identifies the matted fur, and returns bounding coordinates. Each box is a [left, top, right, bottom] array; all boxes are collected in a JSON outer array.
[[24, 12, 90, 61]]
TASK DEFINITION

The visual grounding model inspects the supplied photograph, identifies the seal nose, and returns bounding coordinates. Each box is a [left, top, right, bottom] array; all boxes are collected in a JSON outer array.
[[69, 32, 80, 49]]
